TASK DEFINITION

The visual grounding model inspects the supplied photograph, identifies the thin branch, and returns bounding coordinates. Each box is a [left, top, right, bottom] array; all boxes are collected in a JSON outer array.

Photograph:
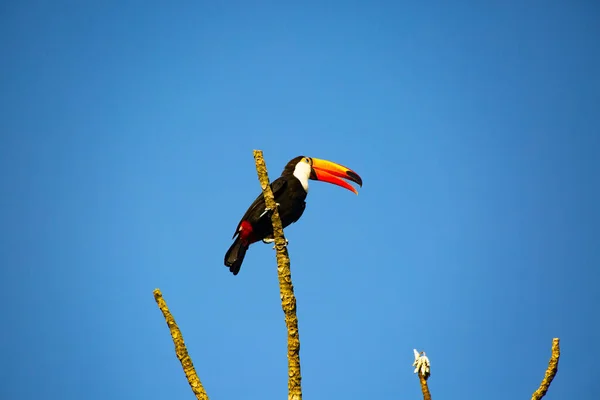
[[531, 338, 560, 400], [253, 150, 302, 400], [418, 373, 432, 400], [153, 288, 209, 400]]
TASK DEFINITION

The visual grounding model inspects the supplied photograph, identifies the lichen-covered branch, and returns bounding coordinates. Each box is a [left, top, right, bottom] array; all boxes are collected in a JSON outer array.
[[531, 338, 560, 400], [253, 150, 302, 400], [418, 372, 432, 400], [153, 289, 209, 400]]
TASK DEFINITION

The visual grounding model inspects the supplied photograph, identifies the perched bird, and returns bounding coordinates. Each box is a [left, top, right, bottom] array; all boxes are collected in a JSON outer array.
[[224, 156, 362, 275]]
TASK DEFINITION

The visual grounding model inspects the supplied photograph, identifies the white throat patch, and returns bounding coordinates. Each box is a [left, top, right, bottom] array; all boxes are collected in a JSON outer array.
[[293, 162, 311, 192]]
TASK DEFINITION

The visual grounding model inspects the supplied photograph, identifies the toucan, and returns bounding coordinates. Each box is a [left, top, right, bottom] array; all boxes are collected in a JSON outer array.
[[224, 156, 362, 275]]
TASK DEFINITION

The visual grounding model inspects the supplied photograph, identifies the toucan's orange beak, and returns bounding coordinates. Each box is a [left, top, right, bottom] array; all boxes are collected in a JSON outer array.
[[310, 158, 363, 194]]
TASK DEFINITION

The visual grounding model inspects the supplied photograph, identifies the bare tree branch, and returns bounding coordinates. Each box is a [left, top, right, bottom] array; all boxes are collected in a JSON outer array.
[[531, 338, 560, 400], [418, 372, 432, 400], [253, 150, 302, 400], [153, 288, 209, 400]]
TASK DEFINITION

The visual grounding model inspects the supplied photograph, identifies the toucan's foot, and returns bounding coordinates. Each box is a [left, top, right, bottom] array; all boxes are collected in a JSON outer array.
[[258, 203, 281, 219], [262, 237, 288, 248], [272, 238, 289, 249], [259, 208, 273, 219]]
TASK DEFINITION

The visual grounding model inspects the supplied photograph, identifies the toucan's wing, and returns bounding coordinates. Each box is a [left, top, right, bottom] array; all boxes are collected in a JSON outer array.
[[232, 176, 289, 238]]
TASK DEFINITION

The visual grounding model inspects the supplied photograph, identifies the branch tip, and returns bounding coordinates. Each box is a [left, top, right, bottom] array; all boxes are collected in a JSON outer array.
[[153, 288, 209, 400], [531, 337, 560, 400], [413, 349, 431, 400]]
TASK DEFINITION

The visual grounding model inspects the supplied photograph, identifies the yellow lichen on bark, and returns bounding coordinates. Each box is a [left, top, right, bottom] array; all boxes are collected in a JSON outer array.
[[153, 289, 209, 400], [253, 150, 302, 400], [531, 338, 560, 400], [418, 372, 432, 400]]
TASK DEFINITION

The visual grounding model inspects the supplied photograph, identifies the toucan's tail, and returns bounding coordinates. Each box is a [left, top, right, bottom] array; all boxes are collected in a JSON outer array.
[[224, 236, 248, 275]]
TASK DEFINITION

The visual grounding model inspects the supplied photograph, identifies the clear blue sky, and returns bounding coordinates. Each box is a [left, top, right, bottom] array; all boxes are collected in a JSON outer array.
[[1, 1, 598, 399]]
